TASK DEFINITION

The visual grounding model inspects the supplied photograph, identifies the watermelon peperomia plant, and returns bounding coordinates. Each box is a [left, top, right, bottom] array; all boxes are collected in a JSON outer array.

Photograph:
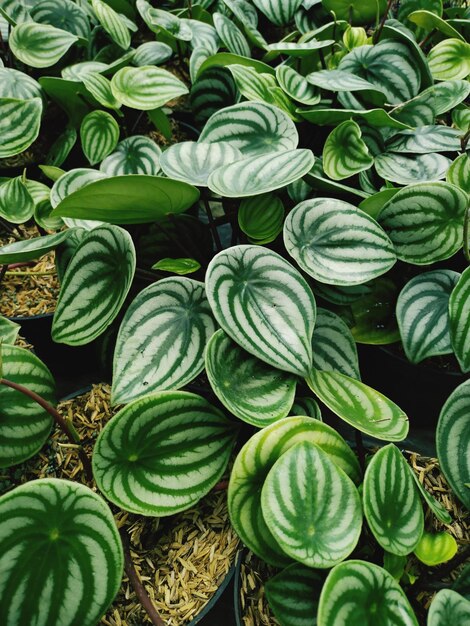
[[0, 0, 469, 624]]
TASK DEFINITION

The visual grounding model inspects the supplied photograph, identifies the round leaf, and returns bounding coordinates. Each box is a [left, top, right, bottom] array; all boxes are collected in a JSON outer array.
[[323, 120, 373, 180], [414, 531, 457, 567], [111, 65, 188, 110], [9, 22, 78, 68], [265, 564, 323, 626], [428, 39, 470, 81], [0, 97, 42, 158], [100, 135, 161, 176], [80, 110, 119, 166]]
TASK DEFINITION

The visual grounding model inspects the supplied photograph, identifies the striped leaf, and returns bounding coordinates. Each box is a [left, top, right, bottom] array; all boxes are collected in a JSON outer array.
[[198, 101, 299, 156], [205, 245, 316, 377], [374, 152, 451, 185], [363, 444, 424, 555], [91, 0, 131, 49], [449, 267, 470, 373], [428, 590, 470, 626], [291, 397, 322, 420], [0, 479, 123, 626], [0, 97, 42, 158], [9, 23, 78, 68], [408, 10, 464, 40], [415, 531, 457, 567], [146, 7, 193, 41], [132, 41, 173, 67], [52, 224, 136, 345], [196, 52, 275, 80], [112, 277, 216, 405], [299, 107, 411, 130], [208, 149, 314, 197], [238, 193, 284, 243], [205, 329, 297, 427], [61, 61, 108, 82], [50, 167, 107, 212], [93, 391, 237, 515], [185, 19, 219, 53], [265, 564, 323, 626], [396, 270, 459, 364], [317, 561, 418, 626], [307, 369, 409, 441], [111, 65, 188, 110], [312, 308, 360, 379], [394, 81, 470, 125], [55, 227, 86, 282], [323, 120, 373, 180], [0, 176, 35, 224], [436, 380, 470, 510], [80, 110, 119, 166], [52, 175, 200, 224], [82, 73, 121, 110], [306, 69, 386, 99], [407, 464, 452, 525], [189, 47, 212, 84], [266, 39, 336, 57], [100, 135, 161, 176], [276, 64, 320, 106], [447, 153, 470, 194], [262, 441, 362, 568], [224, 0, 259, 28], [0, 0, 32, 24], [337, 41, 421, 106], [226, 64, 293, 113], [0, 316, 20, 345], [428, 39, 470, 81], [378, 182, 468, 264], [0, 67, 44, 101], [228, 416, 361, 565], [452, 106, 470, 132], [213, 12, 250, 57], [252, 0, 303, 26], [160, 141, 242, 187], [46, 127, 77, 167], [284, 198, 396, 286], [30, 0, 90, 39], [0, 230, 71, 264], [0, 345, 55, 468], [386, 126, 462, 154]]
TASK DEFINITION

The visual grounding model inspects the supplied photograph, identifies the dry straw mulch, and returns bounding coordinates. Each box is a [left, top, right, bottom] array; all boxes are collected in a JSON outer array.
[[0, 384, 239, 625]]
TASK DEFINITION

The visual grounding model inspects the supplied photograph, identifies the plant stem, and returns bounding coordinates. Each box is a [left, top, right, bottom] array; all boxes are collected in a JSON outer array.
[[373, 0, 394, 43], [212, 479, 229, 492], [0, 378, 93, 481], [355, 429, 366, 474], [0, 218, 21, 239], [5, 270, 56, 276], [419, 29, 436, 49], [202, 193, 223, 252], [461, 127, 470, 152], [6, 262, 36, 270], [120, 530, 167, 626]]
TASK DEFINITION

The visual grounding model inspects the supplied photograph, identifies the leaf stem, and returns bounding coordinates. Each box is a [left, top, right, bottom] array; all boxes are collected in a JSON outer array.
[[355, 429, 366, 474], [5, 270, 56, 276], [0, 377, 93, 481], [202, 192, 223, 252], [461, 127, 470, 152], [373, 0, 394, 44], [120, 530, 167, 626]]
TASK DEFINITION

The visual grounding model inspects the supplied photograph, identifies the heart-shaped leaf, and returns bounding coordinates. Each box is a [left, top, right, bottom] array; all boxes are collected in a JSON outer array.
[[52, 224, 136, 345], [428, 590, 470, 626], [428, 39, 470, 81], [112, 277, 216, 405], [378, 182, 468, 264], [92, 0, 131, 49], [111, 65, 188, 110], [160, 140, 242, 186], [386, 126, 462, 153], [374, 152, 451, 185], [307, 369, 409, 441], [449, 267, 470, 373], [80, 110, 119, 166], [262, 441, 362, 567], [252, 0, 303, 25], [284, 197, 396, 286], [198, 101, 298, 156], [318, 561, 418, 626], [228, 416, 361, 565], [0, 479, 123, 626], [205, 245, 316, 377], [323, 120, 373, 180], [0, 176, 35, 224], [436, 380, 470, 510], [0, 345, 55, 468], [0, 230, 71, 264], [363, 444, 424, 555], [9, 22, 78, 68], [100, 135, 161, 176], [0, 97, 42, 158], [213, 12, 250, 56], [276, 64, 320, 106], [208, 149, 314, 197], [414, 531, 457, 567], [205, 329, 297, 427], [396, 270, 460, 364], [311, 308, 360, 379], [31, 0, 90, 39], [93, 391, 238, 515]]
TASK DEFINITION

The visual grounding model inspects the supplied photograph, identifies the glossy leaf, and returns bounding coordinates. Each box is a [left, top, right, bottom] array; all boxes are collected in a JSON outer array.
[[311, 308, 360, 379], [80, 110, 119, 166], [100, 135, 161, 176], [291, 397, 322, 420], [46, 127, 77, 167], [151, 258, 200, 275], [205, 329, 296, 427], [227, 65, 295, 117], [306, 69, 385, 97], [82, 73, 121, 110], [205, 245, 316, 377], [0, 316, 20, 345], [449, 267, 470, 373], [0, 176, 35, 224], [30, 0, 90, 39], [93, 391, 237, 515], [62, 61, 108, 82], [252, 0, 304, 26], [407, 463, 452, 525], [133, 41, 172, 66], [213, 12, 250, 57], [266, 39, 336, 57], [111, 65, 188, 110], [447, 154, 470, 194], [284, 197, 396, 286], [0, 97, 42, 158], [374, 152, 451, 185], [0, 67, 44, 101], [414, 531, 457, 567], [9, 22, 78, 68], [0, 479, 123, 626], [52, 224, 136, 345], [323, 120, 373, 180], [276, 64, 320, 105], [238, 193, 284, 242], [112, 278, 216, 405], [190, 66, 238, 123], [265, 564, 323, 626], [299, 107, 411, 130], [92, 0, 131, 49], [386, 126, 462, 154], [428, 590, 470, 626], [428, 39, 470, 81], [0, 231, 71, 264]]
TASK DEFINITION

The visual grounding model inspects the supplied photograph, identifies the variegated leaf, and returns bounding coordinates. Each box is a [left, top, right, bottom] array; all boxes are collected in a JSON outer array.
[[408, 10, 463, 40], [299, 106, 411, 130], [91, 0, 131, 49], [0, 231, 71, 264], [0, 316, 20, 345], [428, 590, 470, 626], [184, 19, 219, 53], [228, 416, 361, 565], [208, 149, 314, 197], [224, 0, 259, 28], [205, 245, 316, 377], [9, 22, 78, 68], [190, 67, 238, 123], [112, 277, 216, 405], [226, 64, 291, 112], [0, 176, 35, 224], [159, 141, 241, 187], [436, 380, 470, 510], [52, 224, 136, 345], [307, 369, 409, 441], [46, 127, 77, 167], [238, 193, 284, 243], [30, 0, 90, 39], [265, 564, 323, 626], [363, 444, 424, 555], [318, 561, 418, 626], [323, 120, 373, 180], [61, 61, 108, 82], [100, 135, 161, 176], [0, 67, 44, 101], [306, 69, 386, 99], [198, 101, 299, 156], [386, 126, 462, 154], [276, 64, 320, 105], [146, 7, 193, 41], [0, 97, 42, 158], [133, 41, 173, 66], [189, 47, 212, 84], [449, 267, 470, 373], [111, 65, 188, 110], [205, 329, 296, 427], [213, 12, 250, 57], [374, 152, 451, 185], [378, 182, 467, 264], [311, 308, 360, 379], [50, 168, 107, 225], [0, 479, 123, 626], [447, 154, 470, 194], [291, 397, 322, 420], [80, 110, 119, 166], [284, 197, 396, 286], [0, 345, 55, 468], [266, 39, 336, 57], [396, 270, 459, 364], [251, 0, 304, 26], [82, 73, 121, 110], [93, 391, 238, 515], [428, 39, 470, 81]]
